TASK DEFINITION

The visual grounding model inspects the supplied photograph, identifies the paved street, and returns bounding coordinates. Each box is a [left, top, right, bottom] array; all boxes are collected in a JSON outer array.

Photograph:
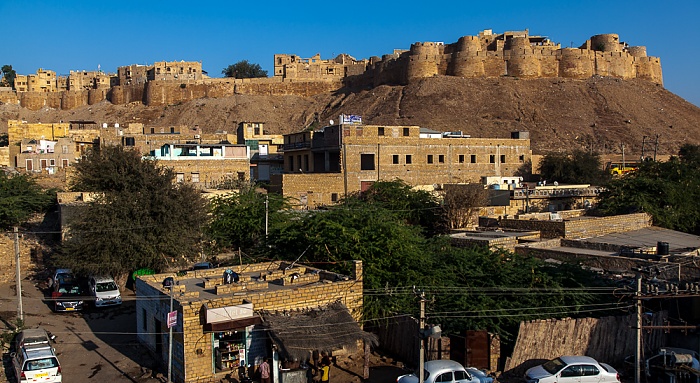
[[0, 275, 157, 383]]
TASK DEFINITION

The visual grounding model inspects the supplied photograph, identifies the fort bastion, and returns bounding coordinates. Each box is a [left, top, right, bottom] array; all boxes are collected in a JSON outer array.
[[0, 29, 662, 111]]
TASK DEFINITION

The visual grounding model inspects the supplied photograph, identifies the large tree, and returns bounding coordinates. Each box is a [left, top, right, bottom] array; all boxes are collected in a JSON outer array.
[[59, 146, 209, 278], [596, 149, 700, 234], [222, 60, 268, 78], [1, 65, 16, 88], [0, 171, 56, 230], [538, 150, 610, 185], [207, 184, 289, 253]]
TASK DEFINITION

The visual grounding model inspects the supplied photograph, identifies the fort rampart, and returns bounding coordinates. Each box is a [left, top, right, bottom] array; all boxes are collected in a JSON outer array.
[[4, 31, 661, 111]]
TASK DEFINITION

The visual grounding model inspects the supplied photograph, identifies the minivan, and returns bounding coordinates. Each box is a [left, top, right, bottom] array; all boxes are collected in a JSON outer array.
[[88, 276, 122, 307]]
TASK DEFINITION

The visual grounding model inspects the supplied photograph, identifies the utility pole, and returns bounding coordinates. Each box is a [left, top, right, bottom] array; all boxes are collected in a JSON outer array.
[[621, 143, 626, 170], [14, 227, 24, 323], [265, 194, 269, 240], [168, 284, 174, 383], [416, 288, 426, 383], [641, 136, 647, 161], [654, 134, 660, 161], [635, 275, 642, 383]]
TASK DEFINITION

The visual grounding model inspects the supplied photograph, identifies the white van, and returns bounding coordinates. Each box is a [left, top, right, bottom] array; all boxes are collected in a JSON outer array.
[[12, 342, 62, 383], [88, 276, 122, 307]]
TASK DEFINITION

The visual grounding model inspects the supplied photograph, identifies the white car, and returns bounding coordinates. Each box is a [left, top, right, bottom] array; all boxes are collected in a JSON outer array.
[[397, 360, 493, 383], [88, 276, 122, 307], [11, 340, 62, 383], [524, 356, 620, 383]]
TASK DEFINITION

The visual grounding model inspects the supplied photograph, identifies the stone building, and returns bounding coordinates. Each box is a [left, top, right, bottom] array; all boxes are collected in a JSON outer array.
[[276, 118, 531, 208], [68, 70, 117, 90], [273, 53, 368, 81], [236, 122, 284, 182], [117, 64, 149, 85], [135, 260, 372, 383], [148, 61, 203, 81], [14, 68, 58, 92]]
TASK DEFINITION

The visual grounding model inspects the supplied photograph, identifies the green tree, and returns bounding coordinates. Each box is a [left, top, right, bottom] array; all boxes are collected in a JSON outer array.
[[59, 146, 209, 279], [538, 150, 610, 185], [222, 60, 268, 78], [0, 171, 56, 230], [207, 185, 290, 252], [1, 65, 16, 88], [596, 155, 700, 234]]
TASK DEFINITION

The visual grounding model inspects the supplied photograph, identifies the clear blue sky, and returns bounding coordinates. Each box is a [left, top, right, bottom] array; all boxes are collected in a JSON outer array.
[[2, 0, 699, 106]]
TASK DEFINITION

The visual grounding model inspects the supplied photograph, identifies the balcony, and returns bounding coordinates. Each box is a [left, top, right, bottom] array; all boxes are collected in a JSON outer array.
[[283, 142, 311, 151]]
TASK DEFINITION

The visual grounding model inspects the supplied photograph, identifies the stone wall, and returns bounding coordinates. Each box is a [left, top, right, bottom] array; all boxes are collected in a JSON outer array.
[[0, 233, 36, 285], [498, 213, 652, 239]]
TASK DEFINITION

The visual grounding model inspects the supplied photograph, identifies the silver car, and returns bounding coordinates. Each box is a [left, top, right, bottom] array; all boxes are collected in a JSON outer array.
[[524, 356, 620, 383], [397, 360, 493, 383]]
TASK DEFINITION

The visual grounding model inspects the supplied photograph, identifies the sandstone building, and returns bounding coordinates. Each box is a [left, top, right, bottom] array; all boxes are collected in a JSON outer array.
[[276, 117, 531, 208], [135, 260, 370, 383]]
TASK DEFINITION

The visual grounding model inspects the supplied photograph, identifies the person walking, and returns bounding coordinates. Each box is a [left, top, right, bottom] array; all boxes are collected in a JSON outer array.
[[260, 358, 271, 383]]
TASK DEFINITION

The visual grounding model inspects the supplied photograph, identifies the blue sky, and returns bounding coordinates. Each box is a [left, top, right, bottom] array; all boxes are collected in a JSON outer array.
[[2, 0, 699, 106]]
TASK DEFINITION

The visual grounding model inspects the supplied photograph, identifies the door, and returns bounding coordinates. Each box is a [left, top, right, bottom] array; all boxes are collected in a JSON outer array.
[[26, 159, 33, 171], [40, 159, 48, 169], [558, 365, 583, 383], [360, 181, 374, 192], [465, 330, 490, 370], [258, 164, 270, 181]]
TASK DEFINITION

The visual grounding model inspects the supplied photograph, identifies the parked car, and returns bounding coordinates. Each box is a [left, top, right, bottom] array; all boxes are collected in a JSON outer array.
[[88, 276, 122, 308], [193, 262, 214, 270], [524, 356, 620, 383], [11, 330, 62, 383], [51, 272, 84, 312], [397, 360, 492, 383], [14, 328, 54, 350]]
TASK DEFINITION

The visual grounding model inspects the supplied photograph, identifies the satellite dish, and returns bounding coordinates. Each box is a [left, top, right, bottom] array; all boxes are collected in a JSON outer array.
[[329, 120, 334, 125]]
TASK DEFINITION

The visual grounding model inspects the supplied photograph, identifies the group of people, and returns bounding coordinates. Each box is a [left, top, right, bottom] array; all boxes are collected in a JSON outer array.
[[257, 354, 331, 383]]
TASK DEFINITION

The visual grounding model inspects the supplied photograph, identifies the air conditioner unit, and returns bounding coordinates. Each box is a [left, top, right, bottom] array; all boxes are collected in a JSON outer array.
[[194, 135, 200, 139]]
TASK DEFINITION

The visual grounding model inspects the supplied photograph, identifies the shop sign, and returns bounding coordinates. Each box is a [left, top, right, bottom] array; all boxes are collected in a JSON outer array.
[[206, 303, 255, 324], [167, 311, 177, 328]]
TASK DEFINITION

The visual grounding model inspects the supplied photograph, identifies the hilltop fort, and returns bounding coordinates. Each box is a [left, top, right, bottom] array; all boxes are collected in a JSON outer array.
[[0, 29, 661, 111]]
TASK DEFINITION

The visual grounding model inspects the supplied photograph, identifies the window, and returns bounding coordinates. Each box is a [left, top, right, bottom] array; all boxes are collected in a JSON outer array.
[[170, 127, 175, 133], [500, 154, 506, 163], [438, 155, 445, 163], [436, 372, 453, 382], [427, 155, 433, 164], [490, 155, 495, 163], [406, 155, 412, 164], [459, 155, 464, 163], [331, 193, 338, 202], [124, 137, 135, 146], [237, 172, 245, 181], [62, 145, 68, 154], [191, 173, 200, 183], [378, 127, 385, 136], [403, 128, 410, 137], [560, 366, 582, 378], [62, 159, 69, 168], [581, 365, 600, 376], [304, 155, 309, 171], [176, 173, 184, 183], [289, 157, 294, 172], [519, 154, 525, 162], [151, 127, 155, 134], [471, 155, 477, 163], [254, 127, 260, 135], [297, 155, 302, 171], [360, 154, 375, 170], [454, 371, 469, 381], [49, 159, 55, 166], [392, 155, 399, 164]]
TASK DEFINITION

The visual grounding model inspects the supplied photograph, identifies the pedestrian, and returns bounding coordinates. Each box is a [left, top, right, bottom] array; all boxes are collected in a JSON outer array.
[[319, 359, 330, 383], [260, 358, 271, 383]]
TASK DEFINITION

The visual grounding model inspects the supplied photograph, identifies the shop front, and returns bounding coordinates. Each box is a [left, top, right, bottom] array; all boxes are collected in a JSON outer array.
[[204, 303, 268, 377]]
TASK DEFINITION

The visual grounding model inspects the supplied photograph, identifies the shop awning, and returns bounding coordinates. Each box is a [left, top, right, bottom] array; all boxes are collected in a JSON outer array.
[[261, 301, 378, 360]]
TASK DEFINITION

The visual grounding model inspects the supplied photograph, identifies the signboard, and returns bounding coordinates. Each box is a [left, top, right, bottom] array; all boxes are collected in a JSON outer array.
[[206, 303, 255, 324], [167, 311, 177, 328], [340, 114, 362, 125]]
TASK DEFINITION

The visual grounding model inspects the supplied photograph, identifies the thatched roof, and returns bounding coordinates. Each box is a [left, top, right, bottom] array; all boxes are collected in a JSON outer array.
[[261, 301, 379, 361]]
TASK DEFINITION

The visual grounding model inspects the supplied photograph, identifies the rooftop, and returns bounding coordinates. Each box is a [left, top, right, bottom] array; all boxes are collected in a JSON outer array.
[[138, 261, 357, 304]]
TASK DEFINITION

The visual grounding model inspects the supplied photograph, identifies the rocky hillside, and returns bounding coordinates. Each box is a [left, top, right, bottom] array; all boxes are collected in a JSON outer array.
[[2, 76, 699, 155]]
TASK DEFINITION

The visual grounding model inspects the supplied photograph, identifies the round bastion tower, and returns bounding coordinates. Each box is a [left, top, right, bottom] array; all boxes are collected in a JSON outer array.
[[505, 36, 541, 78], [559, 48, 594, 79], [590, 34, 622, 52], [406, 42, 441, 82], [450, 36, 485, 77]]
